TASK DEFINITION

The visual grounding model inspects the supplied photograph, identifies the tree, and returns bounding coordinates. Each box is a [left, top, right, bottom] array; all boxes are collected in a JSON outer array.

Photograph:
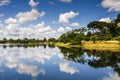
[[2, 38, 7, 43], [48, 38, 57, 42], [74, 34, 84, 44], [87, 17, 120, 40], [115, 14, 120, 24], [43, 37, 47, 42], [85, 31, 92, 41], [90, 35, 98, 43], [116, 36, 120, 43], [58, 28, 86, 43]]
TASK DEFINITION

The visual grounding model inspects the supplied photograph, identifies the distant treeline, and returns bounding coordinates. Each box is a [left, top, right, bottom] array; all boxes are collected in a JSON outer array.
[[0, 38, 57, 44]]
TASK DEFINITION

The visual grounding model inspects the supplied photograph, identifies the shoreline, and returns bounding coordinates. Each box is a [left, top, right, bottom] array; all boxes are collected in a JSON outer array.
[[0, 41, 120, 52], [55, 41, 120, 52]]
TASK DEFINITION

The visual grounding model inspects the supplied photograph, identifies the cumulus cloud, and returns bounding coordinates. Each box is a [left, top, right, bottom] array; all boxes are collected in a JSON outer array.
[[0, 0, 72, 40], [0, 21, 4, 29], [70, 22, 80, 27], [5, 62, 17, 69], [101, 0, 120, 12], [16, 9, 45, 24], [0, 0, 10, 7], [29, 0, 39, 7], [59, 11, 79, 24], [99, 17, 111, 23], [57, 27, 65, 32], [59, 62, 79, 74], [60, 0, 71, 3], [57, 11, 80, 27], [0, 21, 72, 39], [102, 73, 120, 80], [5, 18, 18, 24], [57, 26, 72, 33]]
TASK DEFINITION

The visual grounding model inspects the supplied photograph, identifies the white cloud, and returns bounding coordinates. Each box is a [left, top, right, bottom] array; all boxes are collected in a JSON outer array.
[[99, 17, 111, 23], [59, 62, 79, 74], [58, 11, 80, 27], [5, 18, 18, 24], [65, 26, 72, 30], [29, 0, 39, 7], [0, 22, 4, 29], [1, 4, 72, 40], [102, 73, 120, 80], [59, 11, 79, 24], [0, 0, 10, 7], [70, 22, 80, 27], [0, 21, 72, 39], [57, 27, 65, 32], [6, 62, 17, 69], [101, 0, 120, 12], [57, 26, 72, 32], [16, 9, 45, 24], [60, 0, 71, 3]]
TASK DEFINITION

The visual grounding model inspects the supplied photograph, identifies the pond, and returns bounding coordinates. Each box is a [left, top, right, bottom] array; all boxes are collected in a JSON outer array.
[[0, 44, 120, 80]]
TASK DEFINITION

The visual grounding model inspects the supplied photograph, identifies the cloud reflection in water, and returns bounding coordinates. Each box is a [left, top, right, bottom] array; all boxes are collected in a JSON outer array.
[[0, 46, 60, 77], [102, 73, 120, 80], [58, 62, 79, 74]]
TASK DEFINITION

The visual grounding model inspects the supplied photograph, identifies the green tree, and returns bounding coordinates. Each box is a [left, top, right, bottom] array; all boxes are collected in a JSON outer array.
[[116, 36, 120, 43], [90, 35, 98, 43], [58, 28, 86, 43], [115, 14, 120, 24], [43, 37, 47, 42], [74, 34, 84, 44], [48, 38, 57, 42]]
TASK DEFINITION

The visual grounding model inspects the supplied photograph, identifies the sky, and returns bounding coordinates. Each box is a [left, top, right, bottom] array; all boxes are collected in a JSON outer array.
[[0, 0, 120, 39]]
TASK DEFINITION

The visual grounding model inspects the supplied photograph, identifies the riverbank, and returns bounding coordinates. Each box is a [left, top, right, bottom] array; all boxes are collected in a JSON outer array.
[[82, 41, 120, 52], [55, 42, 81, 48], [55, 41, 120, 52]]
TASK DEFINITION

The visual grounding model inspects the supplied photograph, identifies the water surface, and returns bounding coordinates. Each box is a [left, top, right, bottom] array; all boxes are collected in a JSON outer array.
[[0, 45, 120, 80]]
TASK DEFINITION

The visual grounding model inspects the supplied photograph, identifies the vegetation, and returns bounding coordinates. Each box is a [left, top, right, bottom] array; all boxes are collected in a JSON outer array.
[[82, 41, 120, 52], [58, 14, 120, 44], [0, 38, 57, 45], [58, 28, 86, 44]]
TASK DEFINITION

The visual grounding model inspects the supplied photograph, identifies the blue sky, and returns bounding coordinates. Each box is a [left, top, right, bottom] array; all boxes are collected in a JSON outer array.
[[0, 0, 120, 39]]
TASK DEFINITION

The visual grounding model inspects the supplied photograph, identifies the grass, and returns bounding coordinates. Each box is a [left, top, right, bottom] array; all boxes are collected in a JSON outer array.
[[55, 41, 120, 52], [82, 41, 120, 52], [55, 42, 81, 48]]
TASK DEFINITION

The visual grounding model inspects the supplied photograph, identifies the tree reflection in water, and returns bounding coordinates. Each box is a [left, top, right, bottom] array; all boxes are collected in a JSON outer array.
[[58, 47, 120, 76], [1, 44, 55, 49]]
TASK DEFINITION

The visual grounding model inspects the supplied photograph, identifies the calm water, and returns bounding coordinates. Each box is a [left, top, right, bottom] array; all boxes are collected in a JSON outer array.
[[0, 44, 120, 80]]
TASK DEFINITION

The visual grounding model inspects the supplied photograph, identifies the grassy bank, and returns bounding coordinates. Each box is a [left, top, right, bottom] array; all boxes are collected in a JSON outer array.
[[55, 42, 81, 48], [55, 41, 120, 52], [82, 41, 120, 52]]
